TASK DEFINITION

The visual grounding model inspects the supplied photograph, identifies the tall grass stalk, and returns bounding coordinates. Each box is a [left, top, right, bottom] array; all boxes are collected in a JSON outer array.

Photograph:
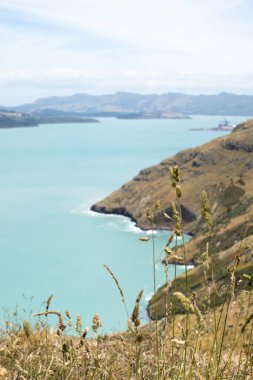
[[215, 214, 253, 379], [169, 166, 190, 380], [146, 200, 161, 380], [103, 264, 129, 319], [151, 227, 161, 379]]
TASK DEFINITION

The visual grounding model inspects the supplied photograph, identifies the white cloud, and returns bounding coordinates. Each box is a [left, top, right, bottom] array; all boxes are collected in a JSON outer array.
[[217, 0, 246, 10], [0, 0, 252, 104]]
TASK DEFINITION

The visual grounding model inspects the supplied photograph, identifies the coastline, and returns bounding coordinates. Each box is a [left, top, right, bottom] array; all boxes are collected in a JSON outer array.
[[90, 203, 195, 235], [90, 119, 253, 273], [90, 205, 194, 266], [90, 203, 171, 232]]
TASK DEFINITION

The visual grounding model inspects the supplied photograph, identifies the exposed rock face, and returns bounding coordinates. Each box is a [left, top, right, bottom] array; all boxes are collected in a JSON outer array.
[[90, 205, 137, 224], [222, 140, 253, 152]]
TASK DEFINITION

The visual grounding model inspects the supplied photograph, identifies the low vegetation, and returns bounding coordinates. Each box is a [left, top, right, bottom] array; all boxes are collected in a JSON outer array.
[[1, 164, 253, 379]]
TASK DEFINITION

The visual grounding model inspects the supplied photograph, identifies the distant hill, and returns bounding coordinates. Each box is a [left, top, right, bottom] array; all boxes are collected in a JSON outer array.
[[0, 109, 99, 128], [13, 91, 253, 116], [31, 109, 99, 124], [0, 110, 38, 128]]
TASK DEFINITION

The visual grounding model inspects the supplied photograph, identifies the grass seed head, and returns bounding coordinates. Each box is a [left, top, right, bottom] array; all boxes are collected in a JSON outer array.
[[200, 191, 213, 227], [154, 199, 160, 210], [92, 313, 102, 332], [145, 207, 152, 222], [173, 292, 195, 313], [164, 247, 173, 255], [169, 165, 180, 188], [75, 315, 83, 335], [65, 310, 71, 319], [103, 264, 125, 303], [131, 289, 143, 329], [23, 320, 31, 338], [171, 201, 181, 236], [176, 185, 182, 198], [46, 294, 53, 312], [139, 236, 150, 242]]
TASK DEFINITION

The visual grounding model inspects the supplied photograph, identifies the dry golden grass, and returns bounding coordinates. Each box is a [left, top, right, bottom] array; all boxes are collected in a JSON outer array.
[[1, 163, 253, 379], [1, 292, 253, 380]]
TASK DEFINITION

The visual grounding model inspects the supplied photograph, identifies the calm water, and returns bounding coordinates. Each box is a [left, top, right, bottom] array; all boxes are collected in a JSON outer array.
[[0, 115, 248, 332]]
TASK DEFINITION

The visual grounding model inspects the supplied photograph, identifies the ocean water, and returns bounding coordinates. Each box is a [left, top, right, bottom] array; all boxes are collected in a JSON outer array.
[[0, 115, 248, 332]]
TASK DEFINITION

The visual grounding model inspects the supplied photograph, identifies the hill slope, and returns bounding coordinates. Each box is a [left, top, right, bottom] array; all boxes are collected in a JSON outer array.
[[92, 119, 253, 234], [92, 119, 253, 317], [13, 91, 253, 116]]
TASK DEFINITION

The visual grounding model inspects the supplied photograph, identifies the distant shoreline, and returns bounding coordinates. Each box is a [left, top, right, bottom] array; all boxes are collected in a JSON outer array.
[[0, 110, 100, 129], [189, 127, 233, 132]]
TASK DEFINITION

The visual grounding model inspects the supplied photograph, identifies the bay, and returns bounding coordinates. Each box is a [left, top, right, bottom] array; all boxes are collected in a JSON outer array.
[[0, 115, 248, 332]]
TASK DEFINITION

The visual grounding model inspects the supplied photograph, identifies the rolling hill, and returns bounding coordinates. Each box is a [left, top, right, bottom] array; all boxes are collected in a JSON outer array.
[[13, 91, 253, 116]]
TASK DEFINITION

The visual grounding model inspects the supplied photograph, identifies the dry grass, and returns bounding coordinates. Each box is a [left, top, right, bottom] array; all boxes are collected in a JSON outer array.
[[1, 165, 253, 379], [1, 294, 253, 380]]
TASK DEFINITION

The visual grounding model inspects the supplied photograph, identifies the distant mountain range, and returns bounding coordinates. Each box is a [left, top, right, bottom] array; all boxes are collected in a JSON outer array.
[[2, 91, 253, 127], [11, 91, 253, 117]]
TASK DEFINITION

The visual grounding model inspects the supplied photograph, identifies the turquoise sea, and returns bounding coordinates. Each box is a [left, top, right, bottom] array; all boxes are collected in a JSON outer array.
[[0, 115, 249, 332]]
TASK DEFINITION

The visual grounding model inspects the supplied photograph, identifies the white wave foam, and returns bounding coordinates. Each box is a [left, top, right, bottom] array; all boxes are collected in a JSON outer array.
[[103, 218, 143, 234], [71, 201, 143, 234], [145, 230, 158, 236], [122, 221, 142, 234], [71, 202, 174, 238], [71, 202, 177, 237], [144, 292, 153, 302], [71, 202, 112, 218]]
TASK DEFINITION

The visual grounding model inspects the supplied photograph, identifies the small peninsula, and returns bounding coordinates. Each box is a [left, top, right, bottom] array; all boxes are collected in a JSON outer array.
[[0, 109, 38, 128], [0, 109, 99, 128], [116, 112, 190, 119]]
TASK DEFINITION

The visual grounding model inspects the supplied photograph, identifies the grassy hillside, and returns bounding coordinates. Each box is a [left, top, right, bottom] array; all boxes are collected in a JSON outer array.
[[92, 119, 253, 318], [92, 119, 253, 235]]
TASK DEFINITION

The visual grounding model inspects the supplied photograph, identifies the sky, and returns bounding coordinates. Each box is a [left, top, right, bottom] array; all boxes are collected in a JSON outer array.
[[0, 0, 253, 105]]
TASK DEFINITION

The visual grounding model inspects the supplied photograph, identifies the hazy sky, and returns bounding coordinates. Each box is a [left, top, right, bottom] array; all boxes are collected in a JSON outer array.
[[0, 0, 253, 105]]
